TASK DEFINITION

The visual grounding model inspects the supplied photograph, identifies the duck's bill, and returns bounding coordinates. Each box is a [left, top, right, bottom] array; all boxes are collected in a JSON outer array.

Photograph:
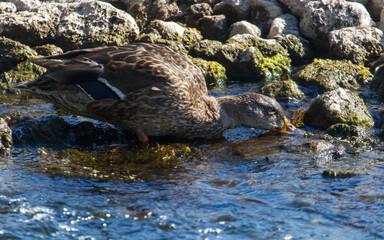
[[278, 117, 296, 134]]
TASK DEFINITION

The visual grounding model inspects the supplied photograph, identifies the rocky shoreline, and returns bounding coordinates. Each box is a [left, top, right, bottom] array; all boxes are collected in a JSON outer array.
[[1, 0, 384, 152]]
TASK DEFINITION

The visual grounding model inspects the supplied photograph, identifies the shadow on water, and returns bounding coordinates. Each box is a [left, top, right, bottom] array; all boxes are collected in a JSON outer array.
[[1, 94, 384, 239]]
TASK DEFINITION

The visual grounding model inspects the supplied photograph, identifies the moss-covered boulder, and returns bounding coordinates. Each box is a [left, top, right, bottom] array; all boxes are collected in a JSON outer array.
[[190, 57, 227, 87], [328, 27, 383, 65], [260, 79, 305, 100], [33, 44, 63, 56], [304, 88, 374, 129], [0, 118, 12, 155], [217, 34, 291, 82], [138, 20, 203, 51], [295, 58, 372, 93], [0, 37, 38, 73], [279, 34, 314, 66], [190, 39, 223, 61], [0, 61, 46, 93]]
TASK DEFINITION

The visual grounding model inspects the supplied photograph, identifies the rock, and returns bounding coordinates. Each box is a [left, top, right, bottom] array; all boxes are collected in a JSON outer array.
[[277, 0, 312, 18], [213, 0, 253, 22], [9, 0, 42, 11], [295, 59, 372, 93], [260, 79, 305, 101], [279, 34, 314, 66], [228, 21, 261, 38], [328, 27, 383, 65], [186, 3, 213, 27], [300, 0, 374, 51], [325, 123, 372, 142], [379, 8, 384, 31], [267, 14, 300, 39], [33, 44, 63, 56], [197, 14, 228, 41], [123, 0, 182, 28], [0, 118, 12, 155], [11, 115, 133, 148], [217, 34, 291, 82], [249, 0, 283, 35], [190, 57, 227, 87], [304, 88, 374, 129], [0, 61, 46, 93], [369, 0, 384, 21], [138, 20, 203, 51], [0, 2, 17, 14], [0, 37, 38, 73], [0, 0, 139, 50], [371, 63, 384, 101], [190, 39, 223, 61]]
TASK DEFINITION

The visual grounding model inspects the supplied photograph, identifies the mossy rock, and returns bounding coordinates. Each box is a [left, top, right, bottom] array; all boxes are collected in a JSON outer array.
[[190, 39, 223, 61], [0, 61, 46, 93], [279, 34, 314, 66], [0, 37, 38, 73], [33, 44, 63, 56], [322, 169, 358, 179], [295, 58, 372, 93], [260, 79, 305, 100], [0, 118, 12, 155], [138, 20, 203, 51], [191, 57, 227, 87], [304, 88, 374, 129], [217, 34, 291, 82]]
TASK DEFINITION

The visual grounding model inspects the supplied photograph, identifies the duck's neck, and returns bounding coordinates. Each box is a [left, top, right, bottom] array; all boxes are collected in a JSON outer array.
[[216, 95, 243, 129]]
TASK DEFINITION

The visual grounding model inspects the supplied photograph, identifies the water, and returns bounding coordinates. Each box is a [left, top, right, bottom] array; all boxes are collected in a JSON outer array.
[[1, 134, 384, 239], [2, 95, 384, 239]]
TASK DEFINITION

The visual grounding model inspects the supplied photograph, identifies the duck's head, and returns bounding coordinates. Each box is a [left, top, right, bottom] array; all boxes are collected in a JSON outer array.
[[218, 93, 295, 133]]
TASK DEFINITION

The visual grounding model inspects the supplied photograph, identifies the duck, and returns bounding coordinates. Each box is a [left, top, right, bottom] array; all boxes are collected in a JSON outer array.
[[13, 42, 295, 145]]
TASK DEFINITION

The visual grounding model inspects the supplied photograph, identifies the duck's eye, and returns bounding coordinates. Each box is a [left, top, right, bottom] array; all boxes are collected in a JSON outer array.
[[267, 107, 275, 114]]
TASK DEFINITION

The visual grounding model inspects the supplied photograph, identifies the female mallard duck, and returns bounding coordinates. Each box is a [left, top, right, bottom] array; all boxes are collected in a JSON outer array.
[[14, 43, 294, 144]]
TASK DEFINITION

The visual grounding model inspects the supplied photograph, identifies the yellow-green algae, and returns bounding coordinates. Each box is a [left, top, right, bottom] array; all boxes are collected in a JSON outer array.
[[260, 79, 304, 99], [190, 57, 227, 86], [295, 58, 372, 92], [35, 143, 198, 182]]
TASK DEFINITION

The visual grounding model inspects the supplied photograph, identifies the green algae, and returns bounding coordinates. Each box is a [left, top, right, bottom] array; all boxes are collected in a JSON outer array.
[[191, 57, 227, 87], [295, 58, 372, 92], [33, 44, 63, 56], [260, 79, 304, 100], [35, 143, 198, 182]]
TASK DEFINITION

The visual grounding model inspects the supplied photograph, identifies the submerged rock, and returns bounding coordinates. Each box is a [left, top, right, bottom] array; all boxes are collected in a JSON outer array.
[[328, 27, 383, 65], [295, 58, 372, 93], [304, 88, 374, 129], [0, 118, 12, 155], [11, 115, 133, 148], [260, 79, 305, 101]]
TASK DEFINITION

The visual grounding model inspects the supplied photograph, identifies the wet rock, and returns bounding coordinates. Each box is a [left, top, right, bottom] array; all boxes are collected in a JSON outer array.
[[32, 44, 63, 56], [328, 27, 383, 65], [190, 39, 223, 61], [324, 123, 376, 146], [267, 14, 299, 39], [11, 115, 133, 148], [304, 88, 374, 129], [369, 0, 384, 21], [0, 2, 16, 14], [190, 57, 227, 87], [0, 37, 38, 73], [295, 59, 372, 93], [300, 0, 374, 51], [322, 169, 358, 178], [0, 61, 46, 93], [0, 0, 139, 50], [186, 3, 213, 27], [371, 63, 384, 101], [197, 15, 228, 41], [260, 80, 305, 101], [0, 118, 12, 155], [279, 34, 314, 66], [218, 34, 291, 82], [228, 21, 261, 38]]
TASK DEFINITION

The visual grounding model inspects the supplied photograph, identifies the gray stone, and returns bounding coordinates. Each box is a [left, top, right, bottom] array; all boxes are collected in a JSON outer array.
[[267, 14, 299, 39], [197, 15, 228, 41], [228, 21, 261, 38]]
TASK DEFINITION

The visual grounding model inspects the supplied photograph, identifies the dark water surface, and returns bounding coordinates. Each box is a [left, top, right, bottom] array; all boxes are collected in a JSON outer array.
[[1, 93, 384, 239]]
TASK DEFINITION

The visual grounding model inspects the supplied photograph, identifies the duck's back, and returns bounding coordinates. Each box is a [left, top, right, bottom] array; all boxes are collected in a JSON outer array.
[[15, 43, 221, 138]]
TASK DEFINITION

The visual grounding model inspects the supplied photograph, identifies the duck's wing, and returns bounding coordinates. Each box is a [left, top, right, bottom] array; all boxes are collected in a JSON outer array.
[[15, 43, 208, 101]]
